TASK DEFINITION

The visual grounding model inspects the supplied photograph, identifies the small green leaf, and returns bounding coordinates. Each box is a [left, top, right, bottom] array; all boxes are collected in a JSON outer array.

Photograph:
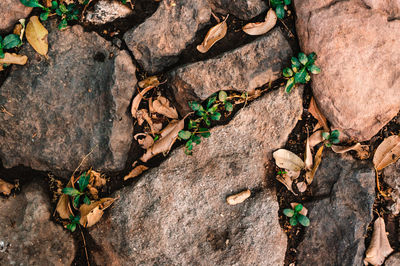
[[298, 214, 310, 227], [207, 95, 217, 109], [325, 142, 332, 148], [39, 11, 49, 21], [298, 52, 308, 65], [58, 19, 68, 30], [2, 34, 22, 49], [56, 8, 63, 16], [73, 195, 81, 208], [204, 117, 211, 127], [307, 52, 317, 62], [51, 0, 58, 8], [189, 101, 202, 111], [283, 209, 294, 217], [196, 110, 205, 117], [291, 57, 301, 68], [192, 135, 201, 144], [178, 130, 192, 140], [62, 187, 81, 196], [322, 132, 330, 140], [305, 73, 311, 82], [121, 0, 127, 3], [285, 77, 295, 93], [225, 102, 233, 112], [332, 138, 340, 144], [153, 135, 159, 141], [294, 204, 303, 213], [330, 130, 340, 139], [78, 172, 90, 192], [284, 0, 291, 5], [207, 104, 218, 114], [19, 0, 44, 8], [289, 217, 298, 226], [199, 128, 210, 138], [73, 215, 81, 223], [83, 195, 91, 205], [188, 120, 197, 130], [66, 223, 77, 232], [294, 68, 307, 84], [308, 64, 321, 74], [0, 47, 5, 59], [59, 3, 68, 13], [218, 91, 228, 102], [283, 67, 293, 77], [210, 112, 221, 121], [275, 4, 285, 19]]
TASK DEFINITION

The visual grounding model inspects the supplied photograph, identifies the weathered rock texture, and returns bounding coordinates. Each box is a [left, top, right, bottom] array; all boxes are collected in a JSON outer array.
[[0, 182, 75, 265], [124, 0, 211, 73], [169, 28, 292, 114], [89, 87, 303, 265], [207, 0, 267, 20], [0, 23, 137, 174], [85, 0, 133, 24], [0, 0, 32, 32], [386, 252, 400, 266], [363, 0, 400, 19], [294, 0, 400, 141], [297, 151, 375, 266], [383, 160, 400, 214]]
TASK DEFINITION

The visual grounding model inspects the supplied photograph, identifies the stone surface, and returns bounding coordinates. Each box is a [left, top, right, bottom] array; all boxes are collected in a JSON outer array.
[[0, 23, 137, 175], [89, 87, 303, 265], [363, 0, 400, 19], [297, 151, 375, 266], [0, 0, 32, 32], [85, 0, 133, 25], [385, 252, 400, 266], [169, 28, 292, 114], [383, 160, 400, 214], [207, 0, 267, 20], [0, 181, 75, 265], [294, 0, 400, 141], [124, 0, 211, 73]]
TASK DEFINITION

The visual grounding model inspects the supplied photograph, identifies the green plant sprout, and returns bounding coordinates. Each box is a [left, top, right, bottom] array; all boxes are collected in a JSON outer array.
[[66, 215, 80, 232], [270, 0, 291, 19], [283, 204, 310, 227], [0, 34, 22, 59], [179, 91, 233, 155], [61, 172, 91, 208], [283, 52, 321, 93], [277, 170, 287, 175], [322, 129, 340, 147]]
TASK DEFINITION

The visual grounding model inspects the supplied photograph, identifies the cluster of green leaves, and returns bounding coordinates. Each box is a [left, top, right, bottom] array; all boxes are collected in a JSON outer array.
[[283, 52, 321, 93], [178, 91, 233, 155], [20, 0, 79, 29], [270, 0, 291, 19], [283, 204, 310, 227], [322, 130, 340, 147], [62, 172, 91, 209], [66, 214, 80, 232], [277, 170, 287, 175], [0, 34, 22, 58]]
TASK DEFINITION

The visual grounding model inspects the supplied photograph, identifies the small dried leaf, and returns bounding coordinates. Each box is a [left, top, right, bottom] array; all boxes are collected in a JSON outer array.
[[136, 109, 147, 126], [131, 86, 154, 118], [0, 179, 14, 196], [373, 135, 400, 171], [332, 143, 370, 159], [305, 145, 324, 185], [296, 182, 307, 193], [243, 9, 277, 35], [135, 133, 154, 150], [124, 165, 149, 181], [226, 189, 251, 205], [277, 174, 297, 195], [160, 120, 179, 138], [364, 217, 393, 265], [26, 16, 48, 56], [309, 97, 329, 132], [0, 53, 28, 65], [138, 76, 159, 88], [290, 202, 308, 216], [273, 149, 305, 171], [286, 170, 301, 180], [309, 130, 324, 148], [56, 194, 72, 219], [305, 134, 313, 171], [152, 96, 178, 119], [88, 169, 106, 188], [79, 198, 115, 228], [197, 15, 228, 53]]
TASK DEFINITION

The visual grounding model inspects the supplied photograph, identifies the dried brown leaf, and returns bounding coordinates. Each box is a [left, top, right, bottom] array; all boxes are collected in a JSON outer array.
[[273, 149, 305, 171], [373, 135, 400, 171], [332, 143, 370, 159], [160, 120, 179, 138], [152, 96, 178, 119], [138, 76, 159, 88], [364, 217, 393, 265], [309, 130, 324, 148], [0, 53, 28, 65], [26, 16, 48, 56], [135, 133, 154, 150], [305, 145, 324, 185], [124, 165, 149, 181], [197, 15, 228, 53], [56, 194, 71, 219], [226, 189, 251, 205], [277, 174, 297, 195], [305, 134, 313, 171], [88, 169, 106, 188], [79, 198, 115, 228], [309, 97, 329, 132], [131, 86, 154, 118], [0, 179, 14, 196], [243, 9, 277, 35]]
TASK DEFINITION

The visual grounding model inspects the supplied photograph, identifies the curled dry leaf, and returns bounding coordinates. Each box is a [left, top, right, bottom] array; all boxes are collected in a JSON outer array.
[[273, 149, 305, 171], [138, 76, 159, 88], [332, 143, 369, 160], [364, 217, 393, 265], [373, 135, 400, 171], [291, 202, 308, 216], [309, 97, 329, 132], [26, 16, 48, 56], [152, 96, 178, 119], [56, 180, 73, 219], [134, 133, 154, 149], [0, 53, 28, 65], [309, 130, 324, 148], [0, 179, 14, 196], [296, 181, 307, 193], [136, 109, 147, 126], [277, 174, 297, 195], [305, 134, 313, 171], [243, 8, 277, 35], [79, 198, 115, 228], [88, 169, 106, 188], [226, 189, 251, 205], [197, 15, 228, 53], [305, 145, 324, 185], [124, 165, 149, 181], [131, 86, 154, 118]]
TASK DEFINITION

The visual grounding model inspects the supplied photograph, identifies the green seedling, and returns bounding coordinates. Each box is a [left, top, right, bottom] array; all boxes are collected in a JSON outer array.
[[62, 172, 91, 208], [283, 204, 310, 227], [66, 215, 80, 232], [270, 0, 291, 19], [283, 52, 321, 93], [277, 170, 287, 175], [322, 129, 340, 147], [0, 34, 23, 59], [179, 91, 233, 155]]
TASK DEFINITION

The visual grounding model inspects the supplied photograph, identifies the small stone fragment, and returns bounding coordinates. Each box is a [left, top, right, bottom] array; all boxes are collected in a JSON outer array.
[[226, 189, 251, 205], [85, 0, 133, 25]]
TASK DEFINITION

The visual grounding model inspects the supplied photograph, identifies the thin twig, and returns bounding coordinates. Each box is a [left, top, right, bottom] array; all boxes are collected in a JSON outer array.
[[79, 226, 90, 266], [71, 146, 97, 181], [375, 169, 389, 197], [279, 19, 295, 38]]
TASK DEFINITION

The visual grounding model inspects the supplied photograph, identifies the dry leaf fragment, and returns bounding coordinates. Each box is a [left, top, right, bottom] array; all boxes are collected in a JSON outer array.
[[134, 133, 154, 149], [290, 202, 308, 216], [56, 194, 72, 219], [309, 130, 324, 148], [277, 174, 297, 195], [0, 179, 14, 196], [296, 181, 307, 193], [88, 169, 106, 188], [273, 149, 305, 171], [0, 53, 28, 65], [152, 96, 178, 119], [373, 135, 400, 171], [305, 134, 313, 171], [309, 97, 329, 132], [131, 86, 154, 118], [124, 165, 149, 181], [26, 16, 48, 56], [364, 217, 393, 265], [305, 145, 324, 185], [138, 76, 159, 88], [226, 189, 251, 205], [243, 9, 277, 35], [79, 198, 115, 228], [197, 15, 228, 53], [160, 120, 179, 138], [332, 143, 369, 159]]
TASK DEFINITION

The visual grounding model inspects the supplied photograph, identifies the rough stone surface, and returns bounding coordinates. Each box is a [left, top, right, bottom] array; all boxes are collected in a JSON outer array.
[[0, 23, 137, 175], [294, 0, 400, 141], [0, 181, 75, 265], [0, 0, 32, 32], [385, 252, 400, 266], [89, 87, 303, 265], [169, 28, 292, 114], [363, 0, 400, 19], [124, 0, 211, 73], [85, 0, 133, 25], [383, 160, 400, 214], [297, 151, 375, 266], [207, 0, 267, 20]]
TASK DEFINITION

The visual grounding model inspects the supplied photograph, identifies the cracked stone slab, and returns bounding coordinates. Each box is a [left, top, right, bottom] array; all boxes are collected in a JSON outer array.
[[89, 86, 303, 265], [0, 0, 32, 32], [0, 22, 137, 175], [297, 151, 375, 266]]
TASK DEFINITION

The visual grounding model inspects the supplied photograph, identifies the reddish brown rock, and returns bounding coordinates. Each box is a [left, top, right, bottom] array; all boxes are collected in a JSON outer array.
[[0, 0, 32, 32], [294, 0, 400, 141], [207, 0, 267, 20]]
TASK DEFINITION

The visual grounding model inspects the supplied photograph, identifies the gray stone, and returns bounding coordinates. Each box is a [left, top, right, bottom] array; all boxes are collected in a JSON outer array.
[[385, 252, 400, 266], [383, 160, 400, 214], [294, 0, 400, 141], [124, 0, 211, 73], [89, 87, 303, 265], [0, 23, 137, 175], [297, 151, 375, 266], [207, 0, 267, 20], [85, 0, 133, 25], [169, 28, 292, 114], [0, 182, 75, 265], [0, 0, 32, 32]]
